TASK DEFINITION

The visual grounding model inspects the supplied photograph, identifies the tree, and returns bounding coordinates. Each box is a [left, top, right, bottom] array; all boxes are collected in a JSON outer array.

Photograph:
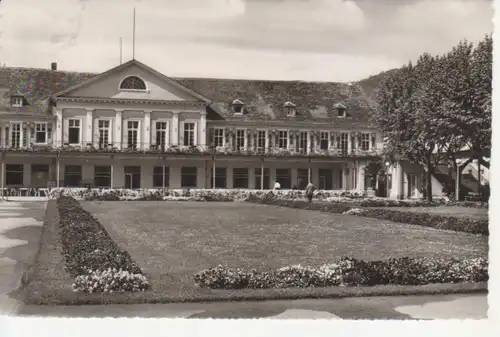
[[438, 36, 492, 198], [372, 56, 442, 201]]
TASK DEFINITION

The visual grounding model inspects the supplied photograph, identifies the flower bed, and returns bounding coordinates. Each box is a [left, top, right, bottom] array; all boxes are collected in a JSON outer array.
[[193, 256, 488, 289], [47, 188, 364, 201], [57, 196, 149, 293], [246, 195, 488, 235], [45, 188, 488, 209]]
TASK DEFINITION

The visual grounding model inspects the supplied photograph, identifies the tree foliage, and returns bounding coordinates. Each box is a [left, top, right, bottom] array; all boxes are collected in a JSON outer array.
[[371, 35, 492, 201]]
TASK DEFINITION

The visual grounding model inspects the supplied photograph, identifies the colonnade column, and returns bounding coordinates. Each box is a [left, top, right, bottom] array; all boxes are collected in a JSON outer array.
[[54, 108, 63, 147], [200, 111, 207, 147], [144, 110, 151, 150], [114, 109, 123, 149], [172, 111, 179, 146], [85, 108, 93, 145]]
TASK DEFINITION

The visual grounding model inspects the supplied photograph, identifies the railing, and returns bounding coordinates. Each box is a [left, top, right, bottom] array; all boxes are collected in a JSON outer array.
[[0, 142, 383, 158]]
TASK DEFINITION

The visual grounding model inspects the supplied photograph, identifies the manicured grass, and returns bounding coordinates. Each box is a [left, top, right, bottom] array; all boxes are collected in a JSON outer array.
[[82, 202, 487, 296], [377, 206, 488, 220], [24, 201, 488, 305]]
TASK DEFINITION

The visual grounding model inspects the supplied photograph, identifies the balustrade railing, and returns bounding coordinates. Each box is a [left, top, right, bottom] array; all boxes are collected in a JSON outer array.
[[0, 142, 383, 158]]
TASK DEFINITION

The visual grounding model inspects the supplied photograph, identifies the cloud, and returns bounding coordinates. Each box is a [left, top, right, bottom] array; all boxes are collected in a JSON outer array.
[[0, 0, 493, 82]]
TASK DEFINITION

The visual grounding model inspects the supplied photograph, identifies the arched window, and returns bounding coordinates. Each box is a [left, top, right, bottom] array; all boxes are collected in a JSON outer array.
[[119, 76, 147, 90]]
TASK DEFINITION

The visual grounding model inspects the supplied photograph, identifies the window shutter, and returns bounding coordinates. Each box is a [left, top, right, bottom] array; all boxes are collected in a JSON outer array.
[[179, 121, 185, 145], [137, 120, 142, 148], [63, 119, 69, 144], [5, 127, 9, 147], [208, 128, 214, 146], [151, 120, 157, 145], [108, 120, 113, 146], [29, 126, 35, 144], [166, 121, 170, 147], [22, 126, 28, 147], [47, 122, 53, 144]]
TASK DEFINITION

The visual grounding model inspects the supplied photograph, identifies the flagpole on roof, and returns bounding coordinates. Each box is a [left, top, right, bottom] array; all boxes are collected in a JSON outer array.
[[120, 37, 123, 64], [132, 7, 136, 60]]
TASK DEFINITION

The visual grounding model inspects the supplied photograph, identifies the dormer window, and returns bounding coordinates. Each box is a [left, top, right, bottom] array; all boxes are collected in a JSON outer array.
[[119, 76, 147, 91], [231, 99, 244, 114], [11, 97, 23, 107], [334, 103, 347, 118], [283, 101, 296, 117]]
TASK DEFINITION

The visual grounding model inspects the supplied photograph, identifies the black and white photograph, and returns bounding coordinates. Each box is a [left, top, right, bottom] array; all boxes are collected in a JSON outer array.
[[0, 0, 493, 326]]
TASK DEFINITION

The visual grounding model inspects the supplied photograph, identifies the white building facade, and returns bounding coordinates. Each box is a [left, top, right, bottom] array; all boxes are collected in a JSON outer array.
[[0, 60, 396, 194]]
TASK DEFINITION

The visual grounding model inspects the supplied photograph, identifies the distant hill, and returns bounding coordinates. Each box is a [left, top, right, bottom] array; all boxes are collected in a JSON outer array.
[[356, 68, 398, 101]]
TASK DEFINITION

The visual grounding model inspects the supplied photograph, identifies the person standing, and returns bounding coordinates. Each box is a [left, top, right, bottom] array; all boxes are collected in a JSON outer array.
[[305, 182, 316, 203]]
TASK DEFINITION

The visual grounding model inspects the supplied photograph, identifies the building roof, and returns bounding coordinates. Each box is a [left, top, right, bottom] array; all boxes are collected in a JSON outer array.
[[1, 66, 375, 128]]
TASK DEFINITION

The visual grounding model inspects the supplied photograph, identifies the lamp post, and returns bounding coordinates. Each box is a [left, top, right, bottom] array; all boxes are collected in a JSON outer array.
[[211, 145, 216, 189]]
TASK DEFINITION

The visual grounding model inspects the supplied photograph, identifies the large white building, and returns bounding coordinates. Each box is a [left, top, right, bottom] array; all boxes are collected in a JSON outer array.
[[0, 59, 426, 198]]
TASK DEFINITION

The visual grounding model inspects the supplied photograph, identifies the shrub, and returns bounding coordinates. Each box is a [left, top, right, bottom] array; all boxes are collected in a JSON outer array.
[[247, 195, 488, 235], [57, 196, 148, 292], [357, 208, 488, 235], [193, 257, 488, 289]]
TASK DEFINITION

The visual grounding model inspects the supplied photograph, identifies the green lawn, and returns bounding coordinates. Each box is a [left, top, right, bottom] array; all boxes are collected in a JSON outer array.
[[81, 201, 488, 294]]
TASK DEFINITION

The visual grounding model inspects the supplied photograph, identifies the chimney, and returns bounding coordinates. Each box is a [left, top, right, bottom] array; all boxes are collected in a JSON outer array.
[[51, 62, 57, 71]]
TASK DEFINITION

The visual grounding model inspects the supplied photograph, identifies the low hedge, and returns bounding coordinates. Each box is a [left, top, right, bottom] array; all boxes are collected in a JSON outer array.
[[193, 256, 488, 289], [57, 196, 149, 292], [246, 195, 488, 235], [356, 208, 488, 235]]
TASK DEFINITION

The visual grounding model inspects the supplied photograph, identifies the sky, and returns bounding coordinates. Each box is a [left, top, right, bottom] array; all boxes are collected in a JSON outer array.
[[0, 0, 494, 82]]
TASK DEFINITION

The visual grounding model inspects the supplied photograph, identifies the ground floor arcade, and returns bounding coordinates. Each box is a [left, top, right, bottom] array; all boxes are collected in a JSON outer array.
[[0, 153, 370, 192]]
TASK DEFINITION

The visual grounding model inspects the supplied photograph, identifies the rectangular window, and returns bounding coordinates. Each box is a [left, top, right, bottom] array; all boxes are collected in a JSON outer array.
[[257, 131, 266, 152], [35, 123, 47, 144], [276, 168, 291, 189], [124, 166, 141, 189], [236, 129, 245, 150], [296, 131, 308, 153], [184, 123, 195, 146], [254, 168, 270, 190], [5, 164, 23, 185], [297, 168, 309, 189], [233, 168, 249, 188], [153, 166, 169, 188], [31, 164, 49, 188], [12, 97, 23, 107], [352, 168, 358, 189], [181, 166, 197, 187], [211, 167, 227, 188], [68, 119, 80, 144], [339, 133, 348, 152], [361, 133, 370, 151], [318, 168, 333, 190], [155, 121, 168, 148], [127, 121, 139, 149], [64, 165, 82, 187], [214, 128, 224, 147], [94, 166, 111, 188], [408, 174, 418, 197], [98, 120, 110, 147], [10, 123, 22, 148], [278, 130, 288, 149], [320, 132, 329, 150]]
